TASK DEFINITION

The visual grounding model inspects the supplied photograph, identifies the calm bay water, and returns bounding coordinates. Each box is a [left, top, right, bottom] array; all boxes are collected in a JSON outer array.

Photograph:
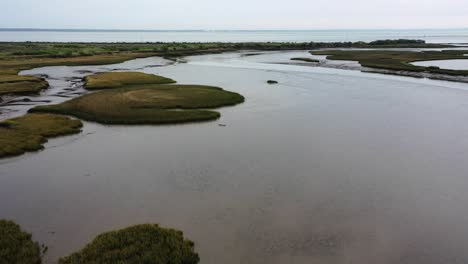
[[412, 59, 468, 70], [2, 52, 468, 263], [0, 29, 468, 43]]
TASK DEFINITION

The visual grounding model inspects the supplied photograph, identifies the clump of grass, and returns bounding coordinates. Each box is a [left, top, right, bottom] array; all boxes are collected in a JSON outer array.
[[0, 75, 48, 95], [84, 72, 176, 90], [0, 219, 42, 264], [31, 84, 244, 125], [311, 49, 468, 76], [58, 224, 199, 264], [0, 113, 82, 158], [291, 57, 319, 63]]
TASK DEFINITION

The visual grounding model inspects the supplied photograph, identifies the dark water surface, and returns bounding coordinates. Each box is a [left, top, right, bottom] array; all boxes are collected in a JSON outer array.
[[2, 52, 468, 263]]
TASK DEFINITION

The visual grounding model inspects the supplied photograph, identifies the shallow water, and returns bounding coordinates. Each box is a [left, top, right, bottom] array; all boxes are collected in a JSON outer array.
[[411, 59, 468, 70], [2, 52, 468, 263]]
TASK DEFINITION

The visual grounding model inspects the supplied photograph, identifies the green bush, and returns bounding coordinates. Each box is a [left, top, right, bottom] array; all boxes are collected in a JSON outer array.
[[0, 220, 42, 264], [59, 224, 199, 264]]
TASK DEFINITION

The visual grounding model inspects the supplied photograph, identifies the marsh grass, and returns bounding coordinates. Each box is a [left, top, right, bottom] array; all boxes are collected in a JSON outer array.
[[31, 84, 244, 124], [58, 224, 199, 264], [311, 50, 468, 75], [85, 72, 176, 90], [0, 113, 82, 158], [0, 74, 48, 95], [0, 53, 153, 95], [0, 219, 42, 264]]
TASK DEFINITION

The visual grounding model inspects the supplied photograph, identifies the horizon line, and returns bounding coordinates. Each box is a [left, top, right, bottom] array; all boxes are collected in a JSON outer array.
[[1, 27, 467, 32]]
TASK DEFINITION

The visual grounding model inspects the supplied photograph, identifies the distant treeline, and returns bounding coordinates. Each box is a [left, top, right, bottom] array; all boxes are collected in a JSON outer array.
[[368, 39, 425, 46]]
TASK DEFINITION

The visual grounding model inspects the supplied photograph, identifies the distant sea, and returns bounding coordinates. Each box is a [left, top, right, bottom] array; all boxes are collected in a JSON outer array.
[[0, 28, 467, 43]]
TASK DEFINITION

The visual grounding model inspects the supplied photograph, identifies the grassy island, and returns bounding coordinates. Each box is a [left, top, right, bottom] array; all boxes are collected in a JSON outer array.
[[31, 82, 244, 124], [291, 57, 319, 63], [311, 49, 468, 75], [0, 113, 82, 158], [58, 224, 199, 264], [0, 74, 48, 95], [85, 72, 176, 90], [0, 219, 42, 264]]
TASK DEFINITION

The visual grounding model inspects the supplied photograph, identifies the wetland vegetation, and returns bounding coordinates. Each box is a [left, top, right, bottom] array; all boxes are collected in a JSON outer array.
[[0, 75, 48, 95], [0, 220, 42, 264], [0, 113, 82, 158], [311, 49, 468, 75], [84, 72, 176, 90], [58, 224, 199, 264], [0, 220, 199, 264], [31, 80, 244, 124]]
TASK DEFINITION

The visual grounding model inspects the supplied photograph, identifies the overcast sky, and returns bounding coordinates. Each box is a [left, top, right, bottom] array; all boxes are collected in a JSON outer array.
[[2, 0, 468, 30]]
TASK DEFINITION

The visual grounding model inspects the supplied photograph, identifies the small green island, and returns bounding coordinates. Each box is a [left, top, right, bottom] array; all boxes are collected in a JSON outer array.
[[0, 113, 82, 158], [0, 75, 49, 96], [31, 72, 244, 125]]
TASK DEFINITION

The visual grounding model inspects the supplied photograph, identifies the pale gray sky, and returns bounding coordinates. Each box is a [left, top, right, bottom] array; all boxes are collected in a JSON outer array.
[[2, 0, 468, 30]]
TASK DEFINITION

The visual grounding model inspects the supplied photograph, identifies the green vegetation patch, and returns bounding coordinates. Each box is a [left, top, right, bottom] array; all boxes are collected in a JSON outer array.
[[31, 84, 244, 124], [85, 72, 176, 90], [0, 113, 82, 158], [291, 57, 319, 63], [311, 49, 468, 75], [0, 75, 48, 95], [0, 219, 42, 264], [58, 224, 199, 264]]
